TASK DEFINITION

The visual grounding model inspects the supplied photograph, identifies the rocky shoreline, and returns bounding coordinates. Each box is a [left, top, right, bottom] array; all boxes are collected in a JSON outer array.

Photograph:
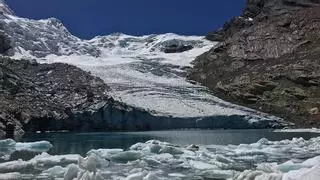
[[188, 0, 320, 127]]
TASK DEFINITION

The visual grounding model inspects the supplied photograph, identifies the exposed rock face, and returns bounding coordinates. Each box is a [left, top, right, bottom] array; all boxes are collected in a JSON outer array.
[[0, 57, 110, 138], [189, 0, 320, 127], [163, 44, 193, 53], [0, 30, 11, 54]]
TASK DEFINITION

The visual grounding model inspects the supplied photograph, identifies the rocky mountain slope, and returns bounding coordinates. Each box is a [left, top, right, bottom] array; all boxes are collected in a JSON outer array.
[[0, 57, 109, 138], [188, 0, 320, 127]]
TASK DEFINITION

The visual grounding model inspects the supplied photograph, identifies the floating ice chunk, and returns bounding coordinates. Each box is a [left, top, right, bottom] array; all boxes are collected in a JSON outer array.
[[168, 173, 187, 177], [77, 171, 104, 180], [125, 172, 146, 180], [0, 172, 21, 180], [0, 139, 18, 156], [145, 144, 162, 154], [15, 141, 52, 152], [0, 139, 16, 148], [198, 169, 235, 179], [142, 153, 176, 166], [283, 165, 320, 180], [41, 165, 66, 178], [255, 173, 282, 180], [186, 144, 200, 152], [79, 153, 109, 172], [0, 159, 33, 173], [146, 153, 173, 162], [277, 163, 307, 173], [31, 152, 81, 168], [159, 146, 184, 155], [0, 139, 52, 157], [129, 142, 147, 151], [143, 172, 162, 180], [256, 163, 279, 173], [234, 170, 280, 180], [87, 148, 123, 159], [235, 154, 320, 180], [110, 151, 143, 163], [81, 154, 98, 172], [130, 140, 184, 155], [78, 171, 92, 180], [301, 156, 320, 166], [189, 160, 217, 170], [274, 128, 320, 133], [64, 164, 80, 180], [0, 153, 82, 174]]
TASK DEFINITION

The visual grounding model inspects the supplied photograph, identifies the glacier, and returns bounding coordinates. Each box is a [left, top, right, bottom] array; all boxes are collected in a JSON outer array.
[[0, 137, 320, 179], [0, 1, 290, 129]]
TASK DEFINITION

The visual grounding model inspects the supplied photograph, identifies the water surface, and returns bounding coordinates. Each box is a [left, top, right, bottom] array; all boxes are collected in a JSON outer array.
[[22, 129, 320, 155]]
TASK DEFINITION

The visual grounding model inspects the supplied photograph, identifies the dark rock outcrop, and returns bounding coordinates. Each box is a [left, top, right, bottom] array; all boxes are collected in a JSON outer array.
[[0, 57, 110, 138], [0, 30, 11, 55], [189, 0, 320, 127], [163, 44, 193, 53]]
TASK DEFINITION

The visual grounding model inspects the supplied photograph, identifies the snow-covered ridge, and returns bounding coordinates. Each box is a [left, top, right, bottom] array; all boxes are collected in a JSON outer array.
[[0, 0, 13, 16], [0, 0, 287, 127]]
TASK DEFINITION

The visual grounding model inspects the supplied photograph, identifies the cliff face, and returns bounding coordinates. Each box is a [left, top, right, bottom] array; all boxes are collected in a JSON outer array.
[[0, 57, 111, 138], [188, 0, 320, 127]]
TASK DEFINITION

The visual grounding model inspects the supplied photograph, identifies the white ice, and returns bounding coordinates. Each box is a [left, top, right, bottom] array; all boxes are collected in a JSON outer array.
[[274, 128, 320, 133], [0, 136, 320, 179], [0, 139, 52, 159]]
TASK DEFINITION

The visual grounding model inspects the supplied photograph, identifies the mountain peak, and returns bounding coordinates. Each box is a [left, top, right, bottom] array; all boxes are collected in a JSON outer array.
[[0, 0, 14, 15]]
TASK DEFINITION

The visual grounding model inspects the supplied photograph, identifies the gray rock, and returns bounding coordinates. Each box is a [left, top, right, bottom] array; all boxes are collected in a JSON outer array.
[[189, 0, 320, 127]]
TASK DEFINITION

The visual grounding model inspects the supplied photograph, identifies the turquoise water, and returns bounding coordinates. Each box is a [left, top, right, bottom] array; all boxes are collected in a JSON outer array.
[[21, 130, 320, 155]]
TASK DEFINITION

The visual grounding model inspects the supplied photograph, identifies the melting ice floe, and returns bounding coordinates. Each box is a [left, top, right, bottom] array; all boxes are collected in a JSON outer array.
[[274, 128, 320, 134], [0, 137, 320, 179], [0, 139, 52, 160]]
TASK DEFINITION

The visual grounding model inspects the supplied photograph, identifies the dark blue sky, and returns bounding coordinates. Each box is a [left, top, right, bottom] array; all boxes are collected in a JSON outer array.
[[5, 0, 245, 39]]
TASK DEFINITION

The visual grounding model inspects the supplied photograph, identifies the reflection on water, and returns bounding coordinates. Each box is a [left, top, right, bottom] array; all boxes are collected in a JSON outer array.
[[21, 130, 320, 155]]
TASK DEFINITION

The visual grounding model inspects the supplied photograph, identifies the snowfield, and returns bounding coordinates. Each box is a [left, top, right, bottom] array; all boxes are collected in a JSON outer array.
[[1, 137, 320, 179]]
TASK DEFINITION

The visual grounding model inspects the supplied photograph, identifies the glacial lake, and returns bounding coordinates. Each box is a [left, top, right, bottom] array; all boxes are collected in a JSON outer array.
[[21, 129, 320, 156]]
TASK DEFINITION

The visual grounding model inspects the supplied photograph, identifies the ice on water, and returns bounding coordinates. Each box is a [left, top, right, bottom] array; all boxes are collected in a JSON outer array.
[[0, 137, 320, 179], [0, 139, 52, 160]]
